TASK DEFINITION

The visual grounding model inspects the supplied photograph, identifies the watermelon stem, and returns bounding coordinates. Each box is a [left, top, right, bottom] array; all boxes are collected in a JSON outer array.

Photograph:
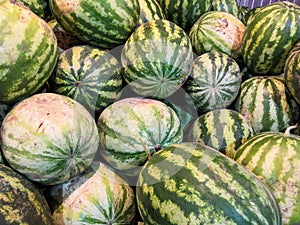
[[134, 134, 152, 160], [284, 124, 298, 135]]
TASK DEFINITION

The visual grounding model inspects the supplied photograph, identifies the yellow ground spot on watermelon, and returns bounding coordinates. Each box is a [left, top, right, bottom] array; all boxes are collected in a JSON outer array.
[[54, 0, 79, 14]]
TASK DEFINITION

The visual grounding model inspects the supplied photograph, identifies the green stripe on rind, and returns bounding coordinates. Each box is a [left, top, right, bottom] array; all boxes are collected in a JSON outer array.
[[0, 1, 58, 104], [0, 164, 52, 225], [0, 93, 99, 185], [49, 0, 140, 49], [187, 109, 255, 158], [189, 11, 245, 58], [241, 1, 300, 75], [158, 0, 212, 31], [53, 45, 123, 112], [211, 0, 239, 18], [97, 97, 183, 172], [234, 132, 300, 224], [284, 43, 300, 105], [19, 0, 52, 21], [138, 0, 166, 25], [236, 76, 293, 133], [136, 142, 282, 225], [121, 19, 193, 99], [183, 51, 241, 114], [51, 162, 136, 224]]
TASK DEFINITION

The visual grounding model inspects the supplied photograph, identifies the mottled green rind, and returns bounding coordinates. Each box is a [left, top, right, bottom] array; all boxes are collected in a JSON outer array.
[[0, 93, 99, 185], [0, 1, 58, 104], [121, 19, 193, 99], [242, 1, 300, 75], [138, 0, 166, 25], [0, 164, 52, 225], [183, 51, 242, 114], [211, 0, 239, 18], [157, 0, 212, 31], [49, 0, 140, 49], [136, 142, 282, 225], [234, 131, 300, 225], [52, 45, 123, 113], [47, 161, 136, 225], [235, 76, 294, 133], [189, 11, 246, 59], [187, 109, 255, 158], [97, 97, 183, 175], [18, 0, 53, 21], [284, 41, 300, 105]]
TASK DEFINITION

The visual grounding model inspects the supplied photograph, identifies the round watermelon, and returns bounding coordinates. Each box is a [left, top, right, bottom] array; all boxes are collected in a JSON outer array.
[[0, 93, 99, 185], [136, 142, 282, 225], [47, 161, 136, 225], [0, 164, 52, 225], [0, 0, 58, 104]]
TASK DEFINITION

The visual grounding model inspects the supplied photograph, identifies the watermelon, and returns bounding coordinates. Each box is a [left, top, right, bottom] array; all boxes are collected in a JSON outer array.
[[97, 97, 183, 177], [241, 1, 300, 75], [234, 125, 300, 225], [49, 0, 140, 49], [121, 19, 193, 99], [0, 93, 99, 185], [157, 0, 212, 31], [136, 142, 282, 225], [18, 0, 53, 21], [52, 45, 123, 114], [284, 41, 300, 105], [211, 0, 239, 18], [138, 0, 166, 25], [183, 51, 242, 114], [234, 76, 295, 133], [0, 164, 52, 225], [189, 11, 246, 59], [46, 161, 136, 225], [0, 0, 58, 104], [185, 108, 255, 158], [237, 5, 251, 24]]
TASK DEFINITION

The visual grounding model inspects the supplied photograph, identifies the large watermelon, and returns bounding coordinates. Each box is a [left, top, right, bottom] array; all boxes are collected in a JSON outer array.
[[189, 10, 246, 59], [121, 19, 193, 99], [157, 0, 212, 31], [186, 108, 255, 158], [0, 0, 58, 104], [47, 161, 136, 225], [97, 97, 183, 178], [136, 142, 282, 225], [49, 0, 140, 49], [234, 76, 295, 133], [0, 93, 99, 185], [183, 51, 242, 114], [234, 125, 300, 225], [52, 45, 123, 114], [0, 164, 52, 225], [241, 1, 300, 75], [284, 41, 300, 105]]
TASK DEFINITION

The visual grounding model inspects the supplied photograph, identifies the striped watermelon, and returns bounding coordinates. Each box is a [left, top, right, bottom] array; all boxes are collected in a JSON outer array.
[[0, 164, 52, 225], [284, 41, 300, 105], [241, 1, 300, 75], [52, 45, 123, 113], [0, 0, 58, 104], [121, 19, 193, 99], [211, 0, 239, 17], [0, 93, 99, 185], [47, 161, 136, 225], [235, 76, 295, 133], [185, 109, 255, 158], [157, 0, 212, 31], [189, 11, 246, 59], [97, 97, 183, 177], [237, 5, 251, 24], [138, 0, 166, 25], [18, 0, 52, 21], [136, 142, 282, 225], [49, 0, 140, 49], [234, 126, 300, 225], [183, 51, 242, 114]]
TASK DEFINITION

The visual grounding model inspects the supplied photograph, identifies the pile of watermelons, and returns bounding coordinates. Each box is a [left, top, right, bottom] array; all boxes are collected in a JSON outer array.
[[0, 0, 300, 224]]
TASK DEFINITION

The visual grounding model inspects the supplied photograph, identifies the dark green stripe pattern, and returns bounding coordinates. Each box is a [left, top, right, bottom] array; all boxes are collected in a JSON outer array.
[[136, 142, 282, 225]]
